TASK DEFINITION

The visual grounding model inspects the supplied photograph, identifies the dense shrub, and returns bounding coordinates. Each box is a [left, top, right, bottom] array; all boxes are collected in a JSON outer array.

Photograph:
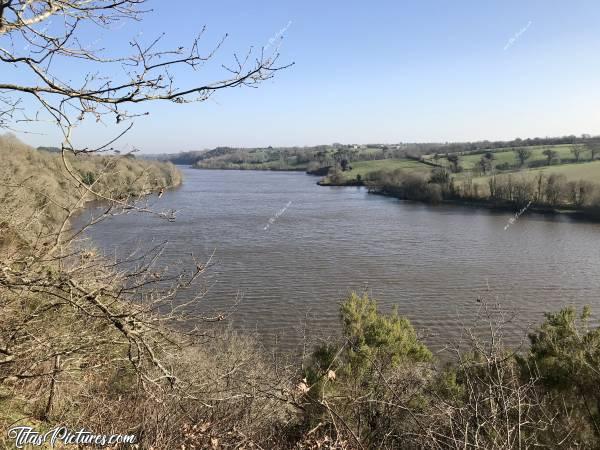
[[301, 292, 433, 447], [366, 169, 443, 203], [298, 295, 600, 448], [294, 293, 600, 448], [0, 133, 181, 238]]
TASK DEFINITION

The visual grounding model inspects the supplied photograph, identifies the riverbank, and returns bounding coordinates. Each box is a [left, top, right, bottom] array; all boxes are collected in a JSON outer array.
[[312, 157, 600, 222], [0, 135, 182, 240], [189, 162, 600, 222], [0, 138, 185, 446], [366, 188, 600, 222]]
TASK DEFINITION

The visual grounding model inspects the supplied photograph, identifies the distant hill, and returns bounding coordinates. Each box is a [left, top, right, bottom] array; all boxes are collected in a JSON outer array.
[[142, 135, 600, 169], [143, 150, 207, 165]]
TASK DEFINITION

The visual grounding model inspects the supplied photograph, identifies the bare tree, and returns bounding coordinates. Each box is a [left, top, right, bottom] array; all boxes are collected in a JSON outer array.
[[544, 173, 566, 207], [0, 2, 293, 444], [0, 1, 290, 160], [586, 140, 600, 161], [476, 152, 494, 174], [514, 147, 531, 167], [447, 154, 460, 172], [571, 144, 582, 162], [542, 147, 557, 166]]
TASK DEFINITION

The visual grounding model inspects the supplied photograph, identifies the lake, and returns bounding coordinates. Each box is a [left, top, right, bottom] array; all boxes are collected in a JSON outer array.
[[82, 168, 600, 355]]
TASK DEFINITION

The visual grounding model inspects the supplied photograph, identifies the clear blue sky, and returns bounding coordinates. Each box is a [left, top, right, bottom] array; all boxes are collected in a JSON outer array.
[[14, 0, 600, 153]]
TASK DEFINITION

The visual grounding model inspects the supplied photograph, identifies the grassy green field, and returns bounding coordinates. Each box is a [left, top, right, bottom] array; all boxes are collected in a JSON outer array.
[[453, 160, 600, 199], [320, 159, 433, 184], [194, 146, 386, 171], [429, 144, 592, 170], [470, 160, 600, 185]]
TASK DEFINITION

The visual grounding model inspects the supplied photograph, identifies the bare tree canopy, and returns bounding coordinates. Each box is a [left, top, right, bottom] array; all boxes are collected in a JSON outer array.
[[0, 4, 295, 438], [0, 0, 291, 150]]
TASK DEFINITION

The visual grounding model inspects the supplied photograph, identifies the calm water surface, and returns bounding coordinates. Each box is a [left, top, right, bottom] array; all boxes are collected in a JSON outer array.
[[83, 168, 600, 354]]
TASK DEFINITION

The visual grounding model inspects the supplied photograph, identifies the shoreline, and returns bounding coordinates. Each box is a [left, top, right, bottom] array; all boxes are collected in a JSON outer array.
[[191, 165, 307, 172], [368, 189, 600, 223], [190, 165, 600, 223]]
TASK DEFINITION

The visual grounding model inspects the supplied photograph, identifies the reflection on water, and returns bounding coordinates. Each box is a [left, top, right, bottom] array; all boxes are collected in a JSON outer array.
[[82, 168, 600, 354]]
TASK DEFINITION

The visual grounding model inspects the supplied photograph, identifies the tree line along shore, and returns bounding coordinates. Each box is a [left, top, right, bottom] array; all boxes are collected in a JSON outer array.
[[0, 134, 181, 238], [182, 137, 600, 220]]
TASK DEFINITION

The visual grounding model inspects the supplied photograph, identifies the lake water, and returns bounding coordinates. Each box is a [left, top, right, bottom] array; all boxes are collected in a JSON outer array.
[[82, 168, 600, 355]]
